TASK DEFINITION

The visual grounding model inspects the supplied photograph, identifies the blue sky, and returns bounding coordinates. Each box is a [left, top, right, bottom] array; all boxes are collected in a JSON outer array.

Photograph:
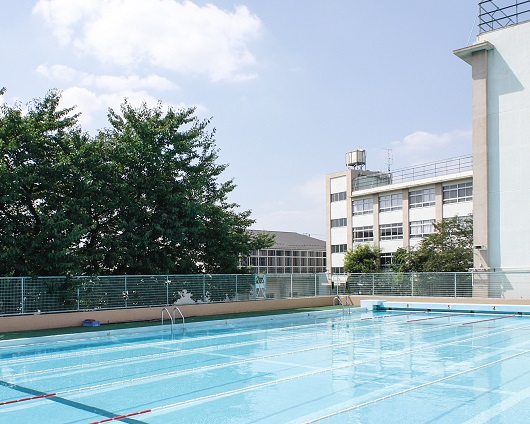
[[1, 1, 480, 240]]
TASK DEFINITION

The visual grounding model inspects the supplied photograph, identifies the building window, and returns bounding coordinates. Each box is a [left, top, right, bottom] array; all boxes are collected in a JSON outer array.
[[409, 188, 435, 208], [331, 218, 347, 228], [443, 181, 472, 204], [353, 226, 374, 242], [379, 193, 403, 212], [380, 252, 394, 269], [330, 191, 347, 202], [352, 197, 373, 215], [332, 267, 344, 274], [410, 219, 435, 238], [380, 223, 403, 240], [331, 244, 348, 253]]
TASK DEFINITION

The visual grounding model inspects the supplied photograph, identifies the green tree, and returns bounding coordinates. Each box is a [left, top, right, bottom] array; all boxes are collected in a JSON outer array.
[[390, 247, 414, 273], [414, 215, 473, 272], [391, 216, 473, 273], [343, 244, 381, 273], [0, 90, 90, 276], [0, 91, 271, 276]]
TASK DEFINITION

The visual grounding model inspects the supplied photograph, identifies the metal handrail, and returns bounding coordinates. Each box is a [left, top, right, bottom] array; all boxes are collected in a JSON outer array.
[[161, 307, 174, 334], [352, 155, 473, 192], [172, 306, 185, 329], [333, 296, 351, 315]]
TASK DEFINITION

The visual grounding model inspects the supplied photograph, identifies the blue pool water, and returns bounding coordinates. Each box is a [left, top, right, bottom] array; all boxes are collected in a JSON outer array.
[[1, 309, 530, 423]]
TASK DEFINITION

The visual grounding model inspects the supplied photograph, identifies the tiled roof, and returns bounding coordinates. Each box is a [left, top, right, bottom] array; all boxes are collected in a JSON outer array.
[[250, 230, 325, 251]]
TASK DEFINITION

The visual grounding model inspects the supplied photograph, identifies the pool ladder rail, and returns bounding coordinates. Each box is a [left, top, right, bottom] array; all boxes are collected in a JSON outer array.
[[333, 296, 353, 315], [161, 307, 185, 335]]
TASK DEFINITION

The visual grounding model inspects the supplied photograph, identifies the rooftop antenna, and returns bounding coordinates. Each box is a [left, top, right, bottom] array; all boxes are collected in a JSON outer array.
[[382, 148, 393, 173]]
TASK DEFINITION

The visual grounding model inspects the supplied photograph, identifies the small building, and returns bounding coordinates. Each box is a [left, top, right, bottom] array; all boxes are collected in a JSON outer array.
[[245, 230, 326, 274], [326, 151, 473, 274]]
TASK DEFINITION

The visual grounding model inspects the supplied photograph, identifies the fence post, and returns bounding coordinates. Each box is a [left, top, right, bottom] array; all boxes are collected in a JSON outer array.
[[411, 273, 414, 296], [166, 276, 169, 305], [290, 274, 293, 298], [235, 274, 238, 301], [454, 273, 457, 298], [21, 277, 25, 314], [372, 274, 375, 295], [77, 287, 80, 311], [314, 273, 317, 296], [124, 275, 128, 308]]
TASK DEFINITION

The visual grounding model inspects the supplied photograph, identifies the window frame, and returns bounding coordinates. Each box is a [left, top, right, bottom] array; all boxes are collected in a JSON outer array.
[[409, 188, 435, 208], [352, 197, 374, 215], [379, 222, 404, 240], [331, 244, 348, 253], [331, 218, 347, 228], [353, 225, 374, 242], [410, 219, 436, 238], [330, 191, 347, 202], [379, 192, 403, 212], [443, 181, 473, 204]]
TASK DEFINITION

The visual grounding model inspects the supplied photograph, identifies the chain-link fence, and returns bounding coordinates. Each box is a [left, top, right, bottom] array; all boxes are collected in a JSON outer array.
[[1, 271, 528, 316], [0, 273, 329, 316], [329, 271, 530, 300]]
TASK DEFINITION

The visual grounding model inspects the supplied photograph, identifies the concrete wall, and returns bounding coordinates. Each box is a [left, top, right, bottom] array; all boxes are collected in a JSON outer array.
[[0, 297, 336, 333], [478, 22, 530, 269]]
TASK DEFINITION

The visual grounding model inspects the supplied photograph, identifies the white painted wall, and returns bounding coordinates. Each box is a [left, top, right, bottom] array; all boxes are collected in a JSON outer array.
[[379, 240, 404, 253], [379, 210, 402, 225], [351, 214, 374, 227], [442, 202, 472, 219], [331, 253, 346, 269], [330, 201, 347, 219], [479, 21, 530, 269], [409, 206, 436, 222], [330, 176, 347, 193], [330, 227, 347, 245]]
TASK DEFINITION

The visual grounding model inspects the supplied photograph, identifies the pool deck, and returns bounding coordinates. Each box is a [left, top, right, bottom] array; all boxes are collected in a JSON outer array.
[[0, 296, 335, 334]]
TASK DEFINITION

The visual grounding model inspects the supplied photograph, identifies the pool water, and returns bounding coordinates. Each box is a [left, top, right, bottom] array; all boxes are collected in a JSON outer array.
[[1, 309, 530, 423]]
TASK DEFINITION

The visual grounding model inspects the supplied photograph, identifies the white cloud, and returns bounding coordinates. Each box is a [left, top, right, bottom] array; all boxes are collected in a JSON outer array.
[[56, 86, 200, 133], [35, 65, 195, 131], [390, 129, 472, 168], [33, 0, 263, 82], [36, 64, 177, 92]]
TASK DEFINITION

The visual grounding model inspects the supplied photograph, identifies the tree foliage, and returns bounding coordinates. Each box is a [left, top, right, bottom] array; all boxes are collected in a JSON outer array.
[[0, 90, 272, 276], [343, 244, 381, 273], [391, 216, 473, 272]]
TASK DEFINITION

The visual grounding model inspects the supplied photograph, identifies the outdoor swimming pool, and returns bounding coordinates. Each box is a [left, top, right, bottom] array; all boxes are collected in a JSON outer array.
[[1, 308, 530, 423]]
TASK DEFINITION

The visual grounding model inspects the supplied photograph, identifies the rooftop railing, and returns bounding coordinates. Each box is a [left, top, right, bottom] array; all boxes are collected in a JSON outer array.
[[478, 0, 530, 33], [353, 155, 472, 192]]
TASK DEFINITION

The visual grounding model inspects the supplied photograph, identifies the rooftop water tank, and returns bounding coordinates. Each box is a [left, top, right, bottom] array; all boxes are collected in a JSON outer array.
[[345, 149, 366, 169]]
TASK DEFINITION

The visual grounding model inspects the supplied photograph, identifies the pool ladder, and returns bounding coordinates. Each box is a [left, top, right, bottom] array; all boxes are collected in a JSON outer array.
[[161, 307, 185, 335], [333, 296, 352, 315]]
